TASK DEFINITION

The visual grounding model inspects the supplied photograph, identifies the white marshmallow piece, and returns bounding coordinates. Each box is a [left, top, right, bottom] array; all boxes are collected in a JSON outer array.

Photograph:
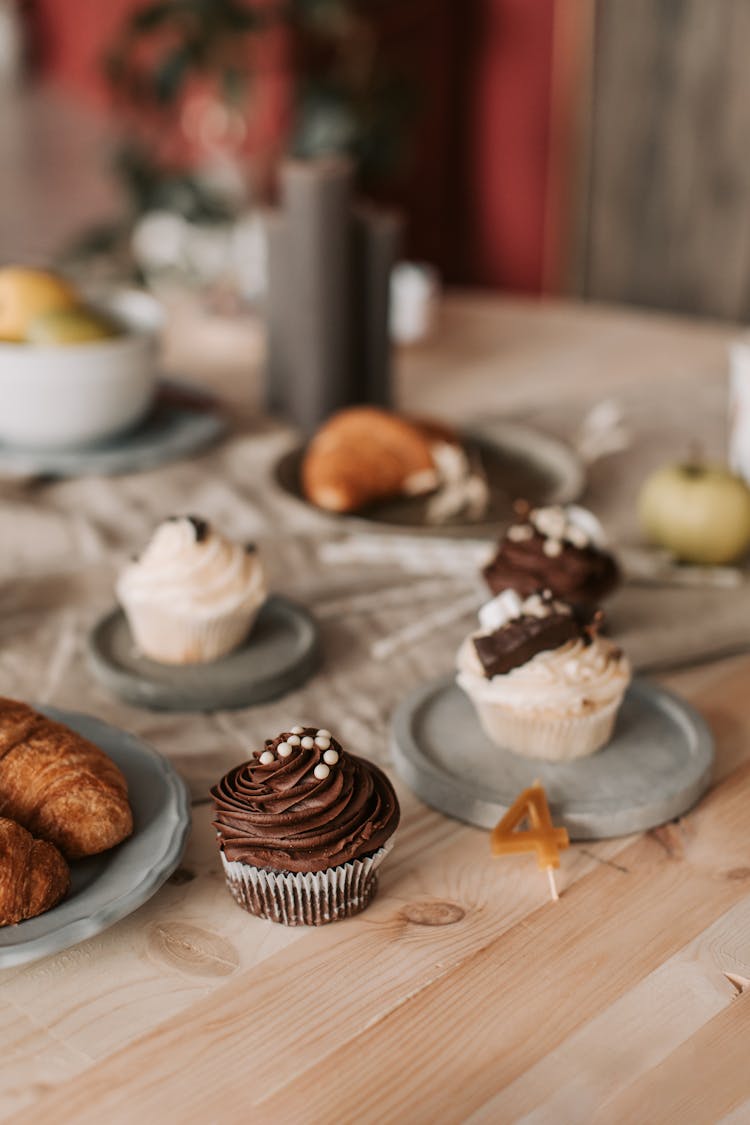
[[259, 750, 275, 765], [316, 729, 332, 740], [532, 506, 567, 540], [301, 736, 315, 749], [522, 594, 552, 619], [543, 538, 563, 558], [315, 736, 331, 750], [478, 589, 524, 633], [565, 504, 608, 549], [565, 525, 589, 549], [287, 735, 301, 747], [323, 749, 339, 765], [314, 763, 330, 780], [277, 741, 293, 758], [290, 725, 305, 735]]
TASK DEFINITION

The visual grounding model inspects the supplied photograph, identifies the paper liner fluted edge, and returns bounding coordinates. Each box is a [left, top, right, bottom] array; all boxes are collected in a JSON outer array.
[[120, 598, 263, 664], [458, 673, 625, 761], [219, 841, 393, 926]]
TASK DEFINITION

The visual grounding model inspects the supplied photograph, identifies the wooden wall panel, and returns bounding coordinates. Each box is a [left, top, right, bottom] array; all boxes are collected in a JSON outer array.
[[583, 0, 750, 320]]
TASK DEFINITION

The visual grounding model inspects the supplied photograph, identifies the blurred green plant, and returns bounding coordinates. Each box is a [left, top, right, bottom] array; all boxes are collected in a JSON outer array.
[[104, 0, 414, 189], [65, 0, 415, 270], [104, 0, 268, 114], [286, 0, 416, 183]]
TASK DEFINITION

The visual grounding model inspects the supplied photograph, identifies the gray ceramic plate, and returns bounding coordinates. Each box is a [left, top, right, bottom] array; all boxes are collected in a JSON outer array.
[[391, 676, 714, 839], [88, 595, 321, 712], [0, 707, 190, 969], [273, 419, 585, 536], [0, 378, 226, 478]]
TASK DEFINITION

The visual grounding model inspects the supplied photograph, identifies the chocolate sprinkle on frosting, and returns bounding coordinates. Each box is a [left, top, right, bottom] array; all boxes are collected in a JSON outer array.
[[211, 729, 400, 872]]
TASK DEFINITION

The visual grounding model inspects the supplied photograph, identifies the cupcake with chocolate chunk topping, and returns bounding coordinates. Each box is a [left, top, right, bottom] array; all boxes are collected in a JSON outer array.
[[483, 503, 620, 606], [117, 515, 266, 664], [457, 589, 630, 760], [211, 726, 400, 925]]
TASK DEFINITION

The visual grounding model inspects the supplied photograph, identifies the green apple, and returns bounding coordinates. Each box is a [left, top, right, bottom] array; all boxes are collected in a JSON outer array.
[[638, 462, 750, 564]]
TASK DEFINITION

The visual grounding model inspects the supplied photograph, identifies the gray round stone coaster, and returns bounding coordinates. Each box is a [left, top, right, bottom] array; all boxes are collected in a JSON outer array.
[[88, 596, 321, 712], [391, 676, 714, 840]]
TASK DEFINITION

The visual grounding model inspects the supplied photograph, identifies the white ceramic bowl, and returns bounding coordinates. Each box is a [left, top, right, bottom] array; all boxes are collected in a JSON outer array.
[[0, 290, 162, 449]]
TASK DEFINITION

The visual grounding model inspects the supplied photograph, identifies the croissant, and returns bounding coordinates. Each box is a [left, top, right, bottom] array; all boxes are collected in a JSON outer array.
[[302, 407, 446, 513], [0, 698, 133, 859], [0, 816, 70, 926]]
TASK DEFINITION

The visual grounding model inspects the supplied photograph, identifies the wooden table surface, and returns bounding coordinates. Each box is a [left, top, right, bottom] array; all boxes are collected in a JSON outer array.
[[2, 295, 750, 1124]]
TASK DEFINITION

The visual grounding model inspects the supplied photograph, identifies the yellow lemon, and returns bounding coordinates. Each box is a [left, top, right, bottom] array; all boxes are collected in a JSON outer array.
[[0, 267, 79, 342]]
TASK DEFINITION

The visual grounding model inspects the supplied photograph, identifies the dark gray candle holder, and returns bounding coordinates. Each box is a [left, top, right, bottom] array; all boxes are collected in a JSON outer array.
[[263, 157, 402, 433]]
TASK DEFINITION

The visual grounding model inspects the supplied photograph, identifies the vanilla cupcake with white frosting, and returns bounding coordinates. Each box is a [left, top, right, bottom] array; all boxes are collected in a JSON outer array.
[[117, 516, 267, 664], [457, 589, 630, 761]]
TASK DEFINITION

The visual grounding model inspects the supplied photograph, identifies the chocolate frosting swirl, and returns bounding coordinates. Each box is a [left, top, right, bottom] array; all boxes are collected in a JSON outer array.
[[211, 728, 400, 872], [483, 531, 619, 605]]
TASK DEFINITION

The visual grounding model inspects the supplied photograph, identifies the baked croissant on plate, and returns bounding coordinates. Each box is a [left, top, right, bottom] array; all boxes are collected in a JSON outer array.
[[0, 816, 70, 926], [0, 698, 133, 859], [301, 407, 460, 513]]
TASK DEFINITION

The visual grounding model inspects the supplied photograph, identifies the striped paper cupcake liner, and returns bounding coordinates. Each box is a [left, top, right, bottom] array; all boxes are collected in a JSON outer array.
[[219, 841, 393, 926]]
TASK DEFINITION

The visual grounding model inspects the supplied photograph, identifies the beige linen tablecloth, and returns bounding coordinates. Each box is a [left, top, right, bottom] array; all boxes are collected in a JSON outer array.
[[0, 298, 746, 798]]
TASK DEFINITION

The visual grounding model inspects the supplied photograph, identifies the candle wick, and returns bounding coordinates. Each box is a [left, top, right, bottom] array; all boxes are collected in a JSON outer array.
[[546, 867, 560, 902]]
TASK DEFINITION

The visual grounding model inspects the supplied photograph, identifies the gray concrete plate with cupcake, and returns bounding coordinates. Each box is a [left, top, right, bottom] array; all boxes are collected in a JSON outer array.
[[88, 596, 320, 712], [0, 707, 190, 968], [391, 676, 713, 839]]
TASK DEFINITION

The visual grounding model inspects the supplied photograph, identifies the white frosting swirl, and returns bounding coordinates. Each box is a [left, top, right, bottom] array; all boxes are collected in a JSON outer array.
[[457, 634, 630, 716], [117, 518, 266, 619]]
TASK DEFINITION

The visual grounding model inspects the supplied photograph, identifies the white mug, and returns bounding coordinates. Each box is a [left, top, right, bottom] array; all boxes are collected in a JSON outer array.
[[729, 340, 750, 484]]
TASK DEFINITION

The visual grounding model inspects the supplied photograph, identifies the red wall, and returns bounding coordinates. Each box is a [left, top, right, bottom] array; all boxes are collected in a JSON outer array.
[[29, 0, 140, 105], [26, 0, 556, 293], [468, 0, 555, 290]]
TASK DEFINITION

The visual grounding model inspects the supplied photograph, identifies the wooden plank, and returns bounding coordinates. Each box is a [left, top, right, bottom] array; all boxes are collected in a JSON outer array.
[[14, 761, 750, 1124], [0, 1006, 93, 1119], [467, 895, 750, 1122], [0, 781, 456, 1068], [256, 765, 750, 1124], [585, 0, 750, 319], [718, 1100, 750, 1125], [0, 810, 302, 1074], [2, 827, 636, 1121], [594, 992, 750, 1124]]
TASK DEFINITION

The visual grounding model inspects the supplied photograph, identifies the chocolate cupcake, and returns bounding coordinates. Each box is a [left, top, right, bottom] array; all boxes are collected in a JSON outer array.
[[483, 503, 620, 606], [211, 726, 400, 925]]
